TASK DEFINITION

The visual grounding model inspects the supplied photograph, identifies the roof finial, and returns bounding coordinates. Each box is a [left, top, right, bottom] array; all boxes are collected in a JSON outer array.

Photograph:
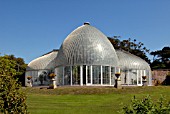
[[84, 22, 90, 25]]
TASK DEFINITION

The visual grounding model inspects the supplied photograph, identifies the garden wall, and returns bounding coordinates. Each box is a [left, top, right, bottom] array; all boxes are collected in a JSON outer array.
[[152, 69, 170, 85]]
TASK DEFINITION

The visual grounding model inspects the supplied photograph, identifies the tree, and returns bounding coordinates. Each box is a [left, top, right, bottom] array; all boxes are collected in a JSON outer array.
[[150, 47, 170, 69], [1, 54, 27, 85], [0, 56, 28, 113], [108, 37, 150, 64]]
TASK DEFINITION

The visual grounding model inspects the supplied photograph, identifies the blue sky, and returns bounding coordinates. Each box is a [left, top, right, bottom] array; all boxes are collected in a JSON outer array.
[[0, 0, 170, 63]]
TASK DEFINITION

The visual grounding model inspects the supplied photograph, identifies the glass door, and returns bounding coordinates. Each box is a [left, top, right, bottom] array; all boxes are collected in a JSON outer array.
[[86, 65, 92, 85]]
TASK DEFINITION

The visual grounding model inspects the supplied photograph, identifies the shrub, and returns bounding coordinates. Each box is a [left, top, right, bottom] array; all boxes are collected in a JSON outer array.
[[0, 75, 28, 114], [27, 76, 32, 80], [154, 79, 161, 86], [48, 73, 56, 79], [122, 95, 170, 114]]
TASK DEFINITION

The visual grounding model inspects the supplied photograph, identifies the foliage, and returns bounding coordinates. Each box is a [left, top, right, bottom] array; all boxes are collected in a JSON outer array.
[[108, 37, 150, 64], [0, 56, 28, 113], [0, 76, 28, 114], [150, 47, 170, 69], [27, 76, 32, 80], [0, 56, 17, 76], [108, 37, 170, 69], [48, 73, 56, 79], [122, 95, 170, 114], [0, 54, 27, 85]]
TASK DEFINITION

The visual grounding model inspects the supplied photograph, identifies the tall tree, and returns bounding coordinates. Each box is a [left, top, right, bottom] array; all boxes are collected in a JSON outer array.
[[108, 37, 150, 64], [150, 47, 170, 69], [2, 54, 27, 85]]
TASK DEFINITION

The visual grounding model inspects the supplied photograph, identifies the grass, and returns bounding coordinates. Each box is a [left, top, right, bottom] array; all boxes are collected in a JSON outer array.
[[26, 86, 170, 114]]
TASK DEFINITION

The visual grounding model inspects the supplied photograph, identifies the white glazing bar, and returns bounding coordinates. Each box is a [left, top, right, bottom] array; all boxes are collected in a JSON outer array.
[[80, 65, 83, 86], [101, 65, 103, 85], [127, 69, 129, 85], [144, 70, 146, 76], [141, 70, 142, 85], [86, 65, 87, 85], [91, 65, 92, 85], [137, 70, 138, 85], [70, 66, 72, 86], [63, 67, 64, 85], [110, 66, 111, 85]]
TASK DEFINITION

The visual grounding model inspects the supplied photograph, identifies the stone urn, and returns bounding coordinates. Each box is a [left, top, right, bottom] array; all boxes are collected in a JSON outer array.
[[115, 72, 122, 89], [27, 76, 32, 87], [49, 73, 57, 89]]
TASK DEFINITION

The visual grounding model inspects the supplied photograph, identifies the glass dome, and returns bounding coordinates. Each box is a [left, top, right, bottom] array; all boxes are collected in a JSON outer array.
[[56, 23, 119, 66]]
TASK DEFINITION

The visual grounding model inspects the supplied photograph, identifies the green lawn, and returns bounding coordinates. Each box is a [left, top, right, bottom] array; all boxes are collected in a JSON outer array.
[[26, 86, 170, 114]]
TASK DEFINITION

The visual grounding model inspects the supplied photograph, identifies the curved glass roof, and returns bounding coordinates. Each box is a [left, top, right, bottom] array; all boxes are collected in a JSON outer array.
[[56, 23, 119, 66], [26, 50, 58, 70], [116, 50, 151, 70]]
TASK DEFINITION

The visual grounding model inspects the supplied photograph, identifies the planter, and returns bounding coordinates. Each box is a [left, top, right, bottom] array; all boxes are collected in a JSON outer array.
[[27, 76, 32, 87]]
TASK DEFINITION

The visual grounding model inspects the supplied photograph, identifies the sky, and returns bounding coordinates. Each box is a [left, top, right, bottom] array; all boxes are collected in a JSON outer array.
[[0, 0, 170, 63]]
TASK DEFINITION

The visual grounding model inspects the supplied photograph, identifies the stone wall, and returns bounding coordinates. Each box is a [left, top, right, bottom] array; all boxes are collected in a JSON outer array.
[[152, 69, 170, 85]]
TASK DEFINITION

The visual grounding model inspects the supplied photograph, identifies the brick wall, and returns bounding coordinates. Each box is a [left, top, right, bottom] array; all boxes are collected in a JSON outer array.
[[152, 69, 170, 85]]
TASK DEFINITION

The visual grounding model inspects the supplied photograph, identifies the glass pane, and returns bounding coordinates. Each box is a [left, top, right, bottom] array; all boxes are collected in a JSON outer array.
[[133, 70, 137, 85], [122, 70, 128, 84], [38, 70, 49, 85], [102, 66, 110, 84], [129, 70, 137, 85], [111, 67, 115, 85], [87, 66, 91, 84], [72, 66, 80, 85], [146, 70, 149, 82], [138, 70, 142, 84], [56, 67, 63, 86], [64, 66, 71, 85], [93, 66, 101, 84]]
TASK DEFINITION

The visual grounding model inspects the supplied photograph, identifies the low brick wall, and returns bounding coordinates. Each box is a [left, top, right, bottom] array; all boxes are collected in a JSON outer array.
[[152, 69, 170, 85]]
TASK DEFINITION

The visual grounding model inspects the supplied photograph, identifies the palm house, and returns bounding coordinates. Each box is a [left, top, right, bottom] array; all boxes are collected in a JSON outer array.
[[25, 23, 152, 86]]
